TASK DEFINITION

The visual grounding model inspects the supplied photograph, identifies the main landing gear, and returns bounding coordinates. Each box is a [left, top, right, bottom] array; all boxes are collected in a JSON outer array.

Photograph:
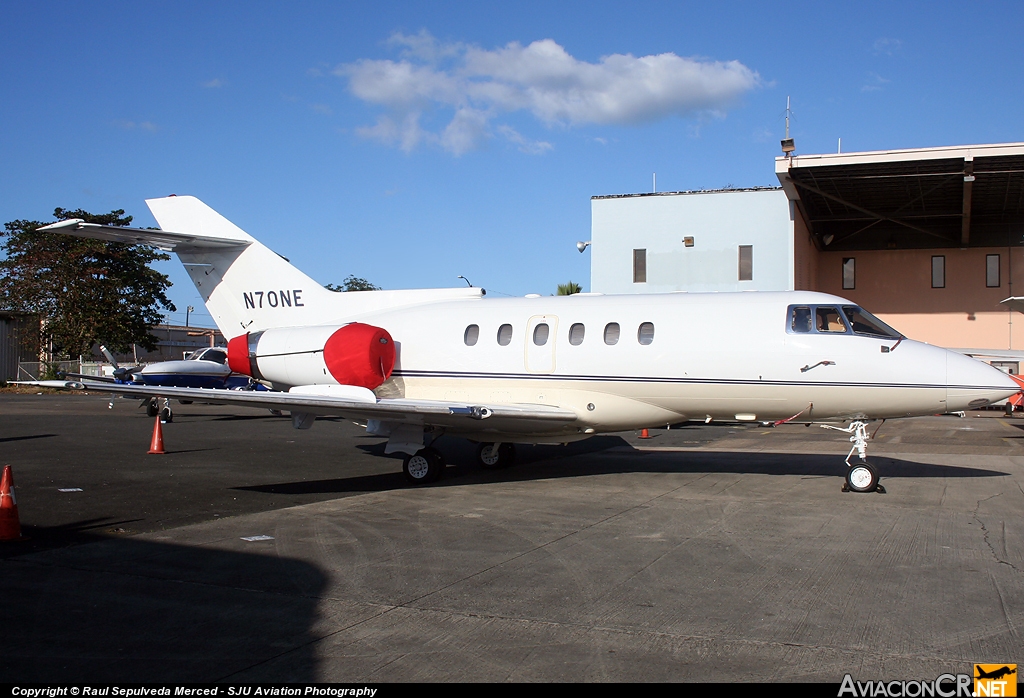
[[402, 447, 445, 485], [143, 397, 173, 423], [821, 421, 885, 494], [476, 442, 516, 470]]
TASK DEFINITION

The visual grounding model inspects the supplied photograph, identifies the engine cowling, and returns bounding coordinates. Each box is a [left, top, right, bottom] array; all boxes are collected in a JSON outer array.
[[227, 322, 395, 390]]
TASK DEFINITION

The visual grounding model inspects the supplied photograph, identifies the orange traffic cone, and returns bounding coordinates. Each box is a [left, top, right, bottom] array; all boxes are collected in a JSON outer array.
[[148, 415, 165, 454], [0, 465, 23, 541], [639, 428, 651, 439]]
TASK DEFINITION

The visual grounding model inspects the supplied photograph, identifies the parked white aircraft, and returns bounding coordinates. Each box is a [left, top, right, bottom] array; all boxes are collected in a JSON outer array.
[[35, 195, 1018, 492]]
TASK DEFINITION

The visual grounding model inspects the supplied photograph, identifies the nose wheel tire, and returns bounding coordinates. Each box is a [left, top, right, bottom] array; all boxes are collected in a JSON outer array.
[[477, 443, 516, 469], [845, 460, 879, 493], [403, 447, 445, 485]]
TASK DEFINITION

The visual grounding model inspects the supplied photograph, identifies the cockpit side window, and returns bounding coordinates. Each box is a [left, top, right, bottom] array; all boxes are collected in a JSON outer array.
[[842, 306, 901, 338], [790, 306, 812, 333], [815, 306, 848, 333], [203, 349, 228, 364]]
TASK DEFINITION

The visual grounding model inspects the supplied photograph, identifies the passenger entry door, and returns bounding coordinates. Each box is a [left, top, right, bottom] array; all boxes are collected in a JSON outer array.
[[525, 315, 558, 373]]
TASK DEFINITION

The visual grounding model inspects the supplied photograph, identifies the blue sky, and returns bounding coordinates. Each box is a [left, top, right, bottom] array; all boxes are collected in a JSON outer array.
[[2, 1, 1022, 327]]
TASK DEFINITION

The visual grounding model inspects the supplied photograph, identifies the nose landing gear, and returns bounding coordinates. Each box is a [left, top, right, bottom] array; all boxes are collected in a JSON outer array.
[[822, 421, 885, 493]]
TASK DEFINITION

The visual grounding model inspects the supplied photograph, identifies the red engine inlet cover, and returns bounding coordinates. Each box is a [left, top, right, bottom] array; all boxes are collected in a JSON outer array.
[[227, 334, 251, 376], [323, 323, 396, 390]]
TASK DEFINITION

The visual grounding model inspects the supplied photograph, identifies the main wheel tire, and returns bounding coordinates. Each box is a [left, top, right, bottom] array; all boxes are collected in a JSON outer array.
[[160, 407, 173, 423], [146, 399, 159, 417], [1006, 402, 1015, 417], [477, 442, 516, 469], [403, 447, 444, 485], [846, 460, 879, 493]]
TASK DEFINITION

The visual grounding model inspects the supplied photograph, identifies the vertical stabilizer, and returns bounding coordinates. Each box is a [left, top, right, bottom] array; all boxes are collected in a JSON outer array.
[[147, 196, 336, 337], [146, 196, 484, 339]]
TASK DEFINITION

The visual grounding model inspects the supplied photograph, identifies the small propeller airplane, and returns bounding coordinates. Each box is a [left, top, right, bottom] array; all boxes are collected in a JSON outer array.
[[28, 195, 1019, 491], [64, 344, 261, 421]]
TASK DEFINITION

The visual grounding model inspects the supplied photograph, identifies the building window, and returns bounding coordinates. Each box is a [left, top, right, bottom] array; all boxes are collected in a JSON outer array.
[[497, 324, 513, 346], [842, 258, 855, 290], [738, 245, 753, 281], [987, 254, 1000, 287], [464, 324, 479, 346], [604, 322, 620, 345], [633, 249, 647, 283], [932, 256, 945, 288], [568, 323, 585, 345], [637, 322, 655, 345]]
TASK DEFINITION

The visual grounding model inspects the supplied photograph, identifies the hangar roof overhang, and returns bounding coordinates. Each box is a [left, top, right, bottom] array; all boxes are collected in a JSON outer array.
[[776, 142, 1024, 251]]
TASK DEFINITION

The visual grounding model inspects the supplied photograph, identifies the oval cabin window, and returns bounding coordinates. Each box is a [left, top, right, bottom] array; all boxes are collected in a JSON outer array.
[[638, 322, 654, 345], [533, 323, 549, 346], [497, 324, 513, 346], [464, 324, 479, 346], [604, 322, 620, 345], [569, 323, 585, 346]]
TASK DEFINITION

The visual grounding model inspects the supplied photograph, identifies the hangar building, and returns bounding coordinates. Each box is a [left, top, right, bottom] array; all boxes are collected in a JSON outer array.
[[590, 142, 1024, 355]]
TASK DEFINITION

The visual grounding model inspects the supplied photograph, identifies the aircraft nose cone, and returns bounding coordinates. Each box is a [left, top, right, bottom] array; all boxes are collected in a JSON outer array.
[[945, 351, 1021, 411]]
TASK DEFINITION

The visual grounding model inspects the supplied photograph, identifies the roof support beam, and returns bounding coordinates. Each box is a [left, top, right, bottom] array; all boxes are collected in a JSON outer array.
[[791, 178, 951, 243], [961, 157, 975, 246]]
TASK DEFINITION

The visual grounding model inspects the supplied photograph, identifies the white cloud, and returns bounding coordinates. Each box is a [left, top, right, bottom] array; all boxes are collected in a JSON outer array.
[[872, 38, 902, 56], [862, 72, 890, 92], [202, 78, 226, 88], [115, 120, 159, 132], [335, 31, 759, 155]]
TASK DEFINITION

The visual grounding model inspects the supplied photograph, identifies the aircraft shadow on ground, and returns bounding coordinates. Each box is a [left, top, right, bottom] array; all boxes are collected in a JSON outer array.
[[0, 526, 326, 682], [0, 433, 58, 443], [234, 435, 1007, 496]]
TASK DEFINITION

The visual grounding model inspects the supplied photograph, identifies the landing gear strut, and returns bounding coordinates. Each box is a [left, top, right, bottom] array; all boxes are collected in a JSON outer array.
[[821, 421, 884, 493]]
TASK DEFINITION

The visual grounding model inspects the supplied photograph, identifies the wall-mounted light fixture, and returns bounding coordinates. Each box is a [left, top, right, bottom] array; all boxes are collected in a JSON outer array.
[[576, 241, 591, 253]]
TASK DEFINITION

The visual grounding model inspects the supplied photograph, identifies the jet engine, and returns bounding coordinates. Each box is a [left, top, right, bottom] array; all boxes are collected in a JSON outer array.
[[227, 322, 395, 390]]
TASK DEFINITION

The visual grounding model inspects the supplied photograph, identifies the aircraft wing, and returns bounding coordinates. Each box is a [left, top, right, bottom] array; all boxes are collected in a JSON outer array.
[[36, 219, 250, 252], [27, 380, 579, 431]]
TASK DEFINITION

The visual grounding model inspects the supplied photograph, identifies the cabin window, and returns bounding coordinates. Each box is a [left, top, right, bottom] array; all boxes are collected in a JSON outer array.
[[604, 322, 620, 345], [569, 323, 585, 345], [842, 258, 855, 290], [932, 256, 945, 288], [816, 306, 848, 333], [533, 323, 549, 346], [464, 324, 479, 346], [790, 306, 812, 333], [638, 322, 655, 345], [497, 324, 513, 346], [987, 254, 1000, 287], [738, 245, 753, 281], [633, 249, 647, 283]]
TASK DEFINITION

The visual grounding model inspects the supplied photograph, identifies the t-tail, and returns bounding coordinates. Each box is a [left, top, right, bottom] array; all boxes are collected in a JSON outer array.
[[39, 195, 483, 339]]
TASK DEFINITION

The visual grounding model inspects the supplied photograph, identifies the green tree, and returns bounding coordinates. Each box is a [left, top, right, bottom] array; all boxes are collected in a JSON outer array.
[[326, 275, 381, 292], [0, 208, 176, 358], [557, 280, 582, 295]]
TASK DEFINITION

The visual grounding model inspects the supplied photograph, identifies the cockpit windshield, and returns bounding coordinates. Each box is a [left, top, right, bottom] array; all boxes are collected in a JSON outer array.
[[787, 304, 902, 339], [841, 306, 901, 339]]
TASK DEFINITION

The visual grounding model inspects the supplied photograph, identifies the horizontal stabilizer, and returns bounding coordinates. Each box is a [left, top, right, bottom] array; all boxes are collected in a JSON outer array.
[[36, 219, 250, 252]]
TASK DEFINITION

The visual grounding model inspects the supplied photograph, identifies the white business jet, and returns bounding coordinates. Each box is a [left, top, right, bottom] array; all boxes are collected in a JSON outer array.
[[35, 196, 1018, 492]]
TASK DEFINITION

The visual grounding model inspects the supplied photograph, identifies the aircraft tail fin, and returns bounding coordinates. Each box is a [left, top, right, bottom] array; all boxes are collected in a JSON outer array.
[[143, 196, 482, 339]]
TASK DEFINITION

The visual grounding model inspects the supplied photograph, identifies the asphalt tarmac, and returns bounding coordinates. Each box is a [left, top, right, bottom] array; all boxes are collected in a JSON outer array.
[[2, 393, 1022, 682]]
